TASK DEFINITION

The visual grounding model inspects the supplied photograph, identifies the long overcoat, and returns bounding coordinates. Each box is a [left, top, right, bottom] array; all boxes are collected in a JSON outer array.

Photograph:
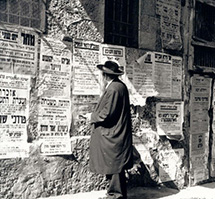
[[89, 78, 133, 175]]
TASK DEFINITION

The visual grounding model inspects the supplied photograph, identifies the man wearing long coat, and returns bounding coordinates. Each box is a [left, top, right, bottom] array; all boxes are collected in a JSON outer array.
[[89, 61, 133, 199]]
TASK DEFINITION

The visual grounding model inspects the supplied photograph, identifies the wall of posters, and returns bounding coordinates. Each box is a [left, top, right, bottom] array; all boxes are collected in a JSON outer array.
[[0, 73, 30, 158], [156, 0, 182, 50], [127, 52, 182, 106], [38, 37, 72, 155], [73, 40, 101, 95], [0, 25, 38, 75], [156, 101, 183, 137]]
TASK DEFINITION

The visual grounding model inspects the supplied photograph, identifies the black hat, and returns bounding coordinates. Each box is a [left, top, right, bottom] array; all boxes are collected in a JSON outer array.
[[97, 61, 124, 75]]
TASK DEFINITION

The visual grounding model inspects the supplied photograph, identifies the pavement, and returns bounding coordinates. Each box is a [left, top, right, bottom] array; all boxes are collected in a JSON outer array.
[[39, 182, 215, 199]]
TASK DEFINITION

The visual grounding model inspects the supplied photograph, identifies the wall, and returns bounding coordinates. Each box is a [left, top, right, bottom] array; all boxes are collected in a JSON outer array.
[[0, 0, 194, 198]]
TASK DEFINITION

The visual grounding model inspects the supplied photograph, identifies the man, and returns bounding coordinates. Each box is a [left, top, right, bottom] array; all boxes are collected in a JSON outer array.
[[89, 61, 133, 199]]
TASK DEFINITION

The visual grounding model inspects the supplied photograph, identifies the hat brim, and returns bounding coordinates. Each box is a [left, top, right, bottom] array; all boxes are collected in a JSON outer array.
[[97, 64, 124, 75]]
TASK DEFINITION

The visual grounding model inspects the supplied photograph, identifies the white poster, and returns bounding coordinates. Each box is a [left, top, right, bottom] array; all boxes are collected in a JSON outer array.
[[190, 75, 211, 135], [73, 40, 101, 95], [134, 52, 157, 98], [38, 97, 72, 155], [0, 73, 30, 158], [156, 0, 182, 50], [172, 56, 182, 99], [39, 37, 72, 98], [154, 52, 172, 98], [158, 149, 180, 182], [0, 25, 38, 75], [156, 101, 183, 137], [101, 44, 126, 67]]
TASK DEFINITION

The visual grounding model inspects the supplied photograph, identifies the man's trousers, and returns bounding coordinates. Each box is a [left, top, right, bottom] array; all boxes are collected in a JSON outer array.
[[106, 170, 127, 199]]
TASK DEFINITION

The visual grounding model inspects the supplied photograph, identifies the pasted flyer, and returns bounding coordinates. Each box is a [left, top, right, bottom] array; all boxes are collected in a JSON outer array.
[[154, 52, 172, 98], [190, 75, 211, 134], [0, 25, 38, 75], [172, 56, 182, 99], [134, 52, 157, 98], [101, 44, 126, 67], [158, 149, 179, 182], [156, 101, 183, 137], [39, 37, 72, 98], [73, 40, 101, 95], [38, 97, 72, 155], [0, 73, 30, 158], [156, 0, 182, 50]]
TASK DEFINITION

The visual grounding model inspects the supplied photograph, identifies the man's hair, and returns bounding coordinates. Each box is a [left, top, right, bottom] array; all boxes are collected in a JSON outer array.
[[103, 72, 118, 80]]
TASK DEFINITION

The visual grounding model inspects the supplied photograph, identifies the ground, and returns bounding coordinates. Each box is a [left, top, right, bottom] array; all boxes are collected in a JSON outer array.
[[39, 182, 215, 199]]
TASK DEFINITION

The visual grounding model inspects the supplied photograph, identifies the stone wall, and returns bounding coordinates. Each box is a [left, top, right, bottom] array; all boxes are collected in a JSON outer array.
[[0, 0, 190, 198]]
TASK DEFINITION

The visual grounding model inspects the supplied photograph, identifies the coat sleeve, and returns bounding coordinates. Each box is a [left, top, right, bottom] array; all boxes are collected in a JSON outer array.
[[91, 89, 119, 124]]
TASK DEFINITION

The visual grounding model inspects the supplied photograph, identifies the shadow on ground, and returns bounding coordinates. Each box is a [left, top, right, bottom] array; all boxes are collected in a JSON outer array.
[[127, 186, 179, 199]]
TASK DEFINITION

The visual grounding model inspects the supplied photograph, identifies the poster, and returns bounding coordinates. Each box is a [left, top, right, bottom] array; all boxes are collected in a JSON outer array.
[[172, 56, 182, 99], [158, 149, 182, 182], [156, 0, 182, 50], [127, 52, 182, 105], [39, 37, 72, 98], [0, 25, 38, 75], [101, 44, 126, 67], [38, 97, 72, 155], [189, 75, 211, 181], [73, 40, 101, 95], [0, 73, 30, 158], [134, 52, 157, 98], [38, 37, 72, 155], [190, 75, 211, 134], [154, 52, 172, 98], [156, 101, 183, 137]]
